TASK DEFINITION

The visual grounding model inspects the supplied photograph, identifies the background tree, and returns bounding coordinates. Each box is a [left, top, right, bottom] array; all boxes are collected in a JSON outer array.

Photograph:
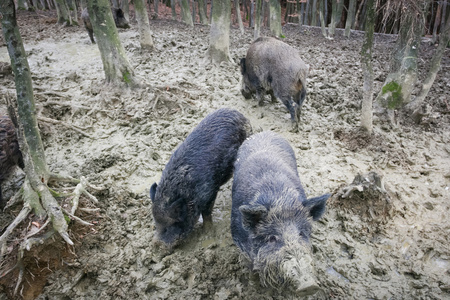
[[54, 0, 73, 25], [198, 0, 208, 25], [360, 0, 376, 133], [254, 0, 262, 38], [375, 0, 430, 122], [208, 0, 231, 64], [180, 0, 194, 26], [269, 0, 282, 37], [407, 13, 450, 123], [87, 0, 138, 87], [0, 0, 101, 293], [234, 0, 244, 34], [345, 0, 356, 37], [134, 0, 154, 50]]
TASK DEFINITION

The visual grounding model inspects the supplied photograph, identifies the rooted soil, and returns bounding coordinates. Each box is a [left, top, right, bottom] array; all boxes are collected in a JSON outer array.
[[0, 7, 449, 300]]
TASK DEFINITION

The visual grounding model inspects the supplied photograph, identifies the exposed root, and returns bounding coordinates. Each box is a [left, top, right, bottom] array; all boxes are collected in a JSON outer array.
[[37, 116, 94, 139]]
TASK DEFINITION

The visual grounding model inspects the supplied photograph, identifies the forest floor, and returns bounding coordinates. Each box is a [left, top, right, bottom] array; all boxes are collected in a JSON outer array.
[[0, 7, 449, 300]]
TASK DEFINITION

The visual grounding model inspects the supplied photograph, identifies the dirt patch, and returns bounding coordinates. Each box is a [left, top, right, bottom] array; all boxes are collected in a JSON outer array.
[[0, 7, 449, 300]]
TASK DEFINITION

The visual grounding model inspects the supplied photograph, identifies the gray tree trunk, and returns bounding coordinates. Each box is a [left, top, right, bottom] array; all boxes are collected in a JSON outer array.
[[121, 0, 130, 21], [0, 0, 73, 247], [319, 0, 327, 37], [254, 0, 262, 39], [135, 0, 154, 50], [208, 0, 231, 65], [311, 0, 317, 26], [88, 0, 138, 87], [171, 0, 177, 20], [180, 0, 193, 26], [375, 0, 430, 113], [408, 13, 450, 122], [344, 0, 356, 37], [235, 0, 244, 34], [54, 0, 73, 25], [198, 0, 208, 24], [269, 0, 282, 37], [360, 0, 375, 133]]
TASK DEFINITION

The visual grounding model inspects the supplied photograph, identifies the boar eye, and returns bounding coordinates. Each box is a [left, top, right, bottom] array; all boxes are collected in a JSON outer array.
[[268, 236, 277, 243]]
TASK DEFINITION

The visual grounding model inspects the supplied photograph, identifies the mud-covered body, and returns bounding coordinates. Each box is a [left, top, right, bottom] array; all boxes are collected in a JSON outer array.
[[150, 108, 252, 248], [0, 116, 24, 209], [231, 131, 329, 294], [81, 7, 130, 44], [240, 37, 309, 130]]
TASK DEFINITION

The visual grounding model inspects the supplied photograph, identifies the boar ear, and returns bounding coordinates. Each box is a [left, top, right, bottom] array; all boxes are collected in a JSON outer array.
[[240, 205, 268, 231], [150, 183, 157, 202], [168, 199, 185, 221], [240, 58, 246, 75], [303, 193, 330, 221]]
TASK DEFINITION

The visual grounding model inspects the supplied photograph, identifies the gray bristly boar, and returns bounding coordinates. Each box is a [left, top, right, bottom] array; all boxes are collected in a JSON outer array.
[[0, 116, 24, 209], [240, 37, 309, 132], [81, 7, 130, 44], [150, 108, 252, 249], [231, 131, 330, 296]]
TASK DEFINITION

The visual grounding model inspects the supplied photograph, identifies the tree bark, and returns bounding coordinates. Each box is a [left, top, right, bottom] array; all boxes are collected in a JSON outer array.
[[88, 0, 138, 87], [269, 0, 282, 37], [0, 0, 73, 246], [344, 0, 356, 37], [408, 12, 450, 121], [198, 0, 208, 24], [254, 0, 262, 38], [319, 0, 327, 37], [360, 0, 375, 133], [328, 0, 338, 36], [376, 1, 430, 111], [54, 0, 73, 25], [208, 0, 231, 65], [180, 0, 194, 26], [235, 0, 245, 34], [135, 0, 154, 50]]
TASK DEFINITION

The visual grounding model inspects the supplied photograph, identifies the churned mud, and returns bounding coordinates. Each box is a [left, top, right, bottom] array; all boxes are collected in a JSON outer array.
[[0, 9, 449, 300]]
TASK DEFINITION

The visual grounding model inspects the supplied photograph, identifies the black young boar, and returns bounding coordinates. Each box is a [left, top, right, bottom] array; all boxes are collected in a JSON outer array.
[[0, 116, 24, 209], [240, 37, 309, 132], [231, 131, 330, 295], [81, 7, 130, 44], [150, 108, 252, 248]]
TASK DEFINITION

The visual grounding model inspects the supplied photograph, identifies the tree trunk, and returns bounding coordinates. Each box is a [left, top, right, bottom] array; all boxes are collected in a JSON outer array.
[[121, 0, 130, 21], [235, 0, 245, 34], [360, 0, 375, 134], [0, 0, 73, 248], [88, 0, 138, 87], [208, 0, 231, 65], [305, 0, 310, 25], [154, 0, 159, 18], [328, 0, 338, 36], [135, 0, 154, 50], [297, 0, 302, 29], [408, 12, 450, 122], [311, 0, 317, 26], [432, 2, 442, 43], [376, 1, 430, 112], [254, 0, 262, 38], [269, 0, 282, 37], [170, 0, 177, 20], [180, 0, 194, 26], [319, 0, 327, 37], [54, 0, 73, 25], [198, 0, 208, 24], [344, 0, 356, 37], [354, 0, 365, 30]]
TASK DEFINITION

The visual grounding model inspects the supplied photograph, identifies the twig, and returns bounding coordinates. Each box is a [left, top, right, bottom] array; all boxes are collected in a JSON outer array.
[[37, 116, 94, 139]]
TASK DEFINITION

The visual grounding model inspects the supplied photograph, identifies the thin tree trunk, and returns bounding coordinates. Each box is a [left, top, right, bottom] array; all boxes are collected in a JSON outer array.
[[171, 0, 177, 20], [361, 0, 375, 133], [135, 0, 154, 50], [250, 0, 254, 27], [198, 0, 208, 24], [254, 0, 262, 38], [209, 0, 231, 65], [297, 0, 302, 29], [329, 0, 338, 36], [180, 0, 193, 26], [0, 0, 73, 246], [54, 0, 72, 25], [305, 0, 310, 25], [344, 0, 356, 37], [408, 14, 450, 122], [311, 0, 317, 26], [269, 0, 282, 37], [354, 0, 365, 30], [235, 0, 245, 34], [88, 0, 138, 86], [154, 0, 159, 18], [432, 2, 442, 43], [121, 0, 130, 21], [319, 0, 327, 37]]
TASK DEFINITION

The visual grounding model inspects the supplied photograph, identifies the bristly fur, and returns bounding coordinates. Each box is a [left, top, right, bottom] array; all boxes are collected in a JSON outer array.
[[151, 108, 252, 248]]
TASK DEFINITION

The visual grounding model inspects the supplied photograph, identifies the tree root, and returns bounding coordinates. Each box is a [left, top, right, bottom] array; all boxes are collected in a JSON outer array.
[[0, 174, 106, 295], [37, 116, 94, 139]]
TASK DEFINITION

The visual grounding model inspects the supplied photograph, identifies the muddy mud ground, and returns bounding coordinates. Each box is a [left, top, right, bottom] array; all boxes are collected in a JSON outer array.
[[0, 8, 449, 300]]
